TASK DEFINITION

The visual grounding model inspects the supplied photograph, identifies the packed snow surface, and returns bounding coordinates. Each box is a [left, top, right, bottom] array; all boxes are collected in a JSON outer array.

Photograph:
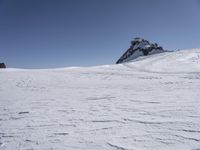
[[1, 49, 200, 150]]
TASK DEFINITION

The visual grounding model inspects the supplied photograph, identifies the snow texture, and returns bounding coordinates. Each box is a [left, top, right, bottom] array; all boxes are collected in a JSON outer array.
[[0, 49, 200, 150]]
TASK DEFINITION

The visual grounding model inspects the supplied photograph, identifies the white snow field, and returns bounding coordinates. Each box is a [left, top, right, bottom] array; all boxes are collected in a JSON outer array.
[[1, 49, 200, 150]]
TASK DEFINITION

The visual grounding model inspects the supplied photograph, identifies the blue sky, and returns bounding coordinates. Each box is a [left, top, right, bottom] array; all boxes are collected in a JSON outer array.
[[0, 0, 200, 68]]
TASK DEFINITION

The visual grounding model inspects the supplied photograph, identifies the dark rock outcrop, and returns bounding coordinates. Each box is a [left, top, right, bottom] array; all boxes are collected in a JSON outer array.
[[116, 38, 166, 64], [0, 63, 6, 68]]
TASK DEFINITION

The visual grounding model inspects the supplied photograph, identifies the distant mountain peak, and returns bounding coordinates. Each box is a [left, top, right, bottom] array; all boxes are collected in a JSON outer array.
[[116, 38, 165, 64], [0, 62, 6, 69]]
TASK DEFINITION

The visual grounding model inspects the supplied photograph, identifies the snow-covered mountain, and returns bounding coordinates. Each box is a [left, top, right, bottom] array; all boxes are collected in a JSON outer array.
[[116, 38, 166, 64], [1, 49, 200, 150]]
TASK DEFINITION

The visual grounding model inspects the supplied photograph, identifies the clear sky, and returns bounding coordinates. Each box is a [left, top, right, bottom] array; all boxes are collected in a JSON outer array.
[[0, 0, 200, 68]]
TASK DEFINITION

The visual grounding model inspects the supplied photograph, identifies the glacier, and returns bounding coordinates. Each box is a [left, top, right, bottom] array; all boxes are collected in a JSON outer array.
[[0, 49, 200, 150]]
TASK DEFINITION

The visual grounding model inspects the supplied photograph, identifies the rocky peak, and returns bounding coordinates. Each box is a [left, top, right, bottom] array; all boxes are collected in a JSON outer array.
[[0, 63, 6, 69], [116, 38, 165, 64]]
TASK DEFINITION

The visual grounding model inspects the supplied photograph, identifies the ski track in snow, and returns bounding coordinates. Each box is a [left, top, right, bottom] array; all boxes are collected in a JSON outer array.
[[0, 49, 200, 150]]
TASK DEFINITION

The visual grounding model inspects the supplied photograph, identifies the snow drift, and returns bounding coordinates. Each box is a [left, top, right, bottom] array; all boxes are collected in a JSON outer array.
[[0, 49, 200, 150]]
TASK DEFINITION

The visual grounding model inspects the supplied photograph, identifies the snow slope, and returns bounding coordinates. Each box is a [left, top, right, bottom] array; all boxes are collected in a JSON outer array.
[[0, 49, 200, 150]]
